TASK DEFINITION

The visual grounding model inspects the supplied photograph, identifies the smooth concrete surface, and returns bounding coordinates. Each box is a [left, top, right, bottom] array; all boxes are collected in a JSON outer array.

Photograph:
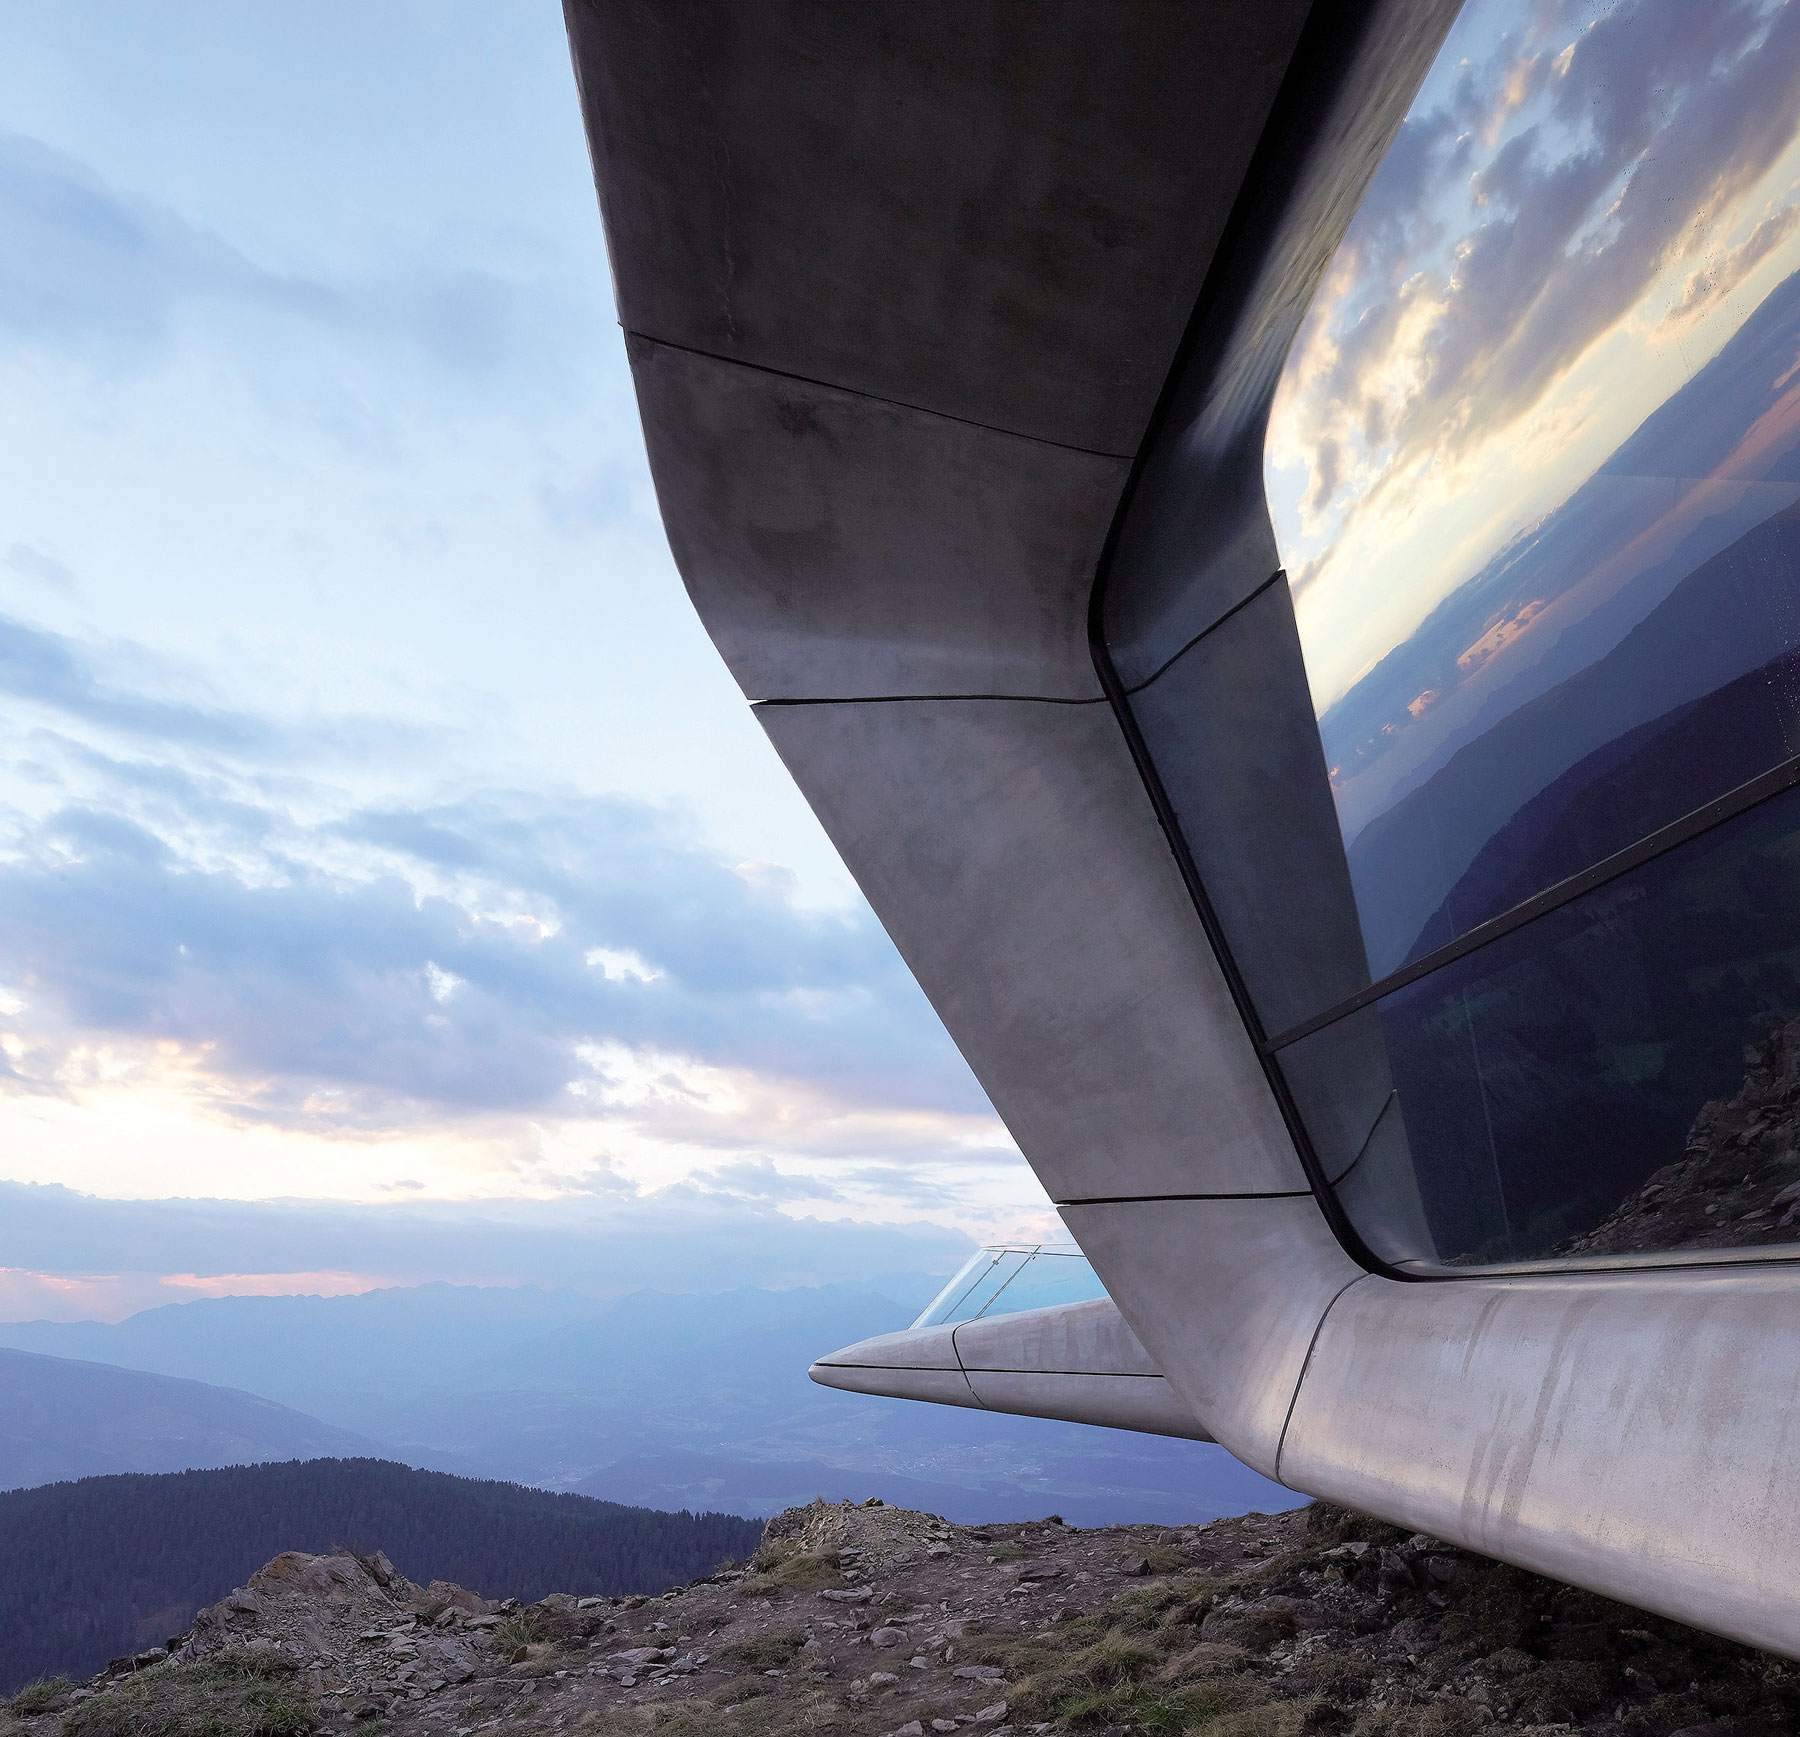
[[628, 336, 1122, 701], [811, 1299, 1212, 1443], [568, 0, 1310, 453], [952, 1296, 1168, 1380], [1281, 1267, 1800, 1655], [1062, 1196, 1361, 1479], [965, 1371, 1211, 1440], [757, 696, 1308, 1202]]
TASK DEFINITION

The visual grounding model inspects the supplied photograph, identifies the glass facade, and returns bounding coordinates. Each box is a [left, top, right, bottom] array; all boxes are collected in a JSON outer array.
[[1253, 0, 1800, 1265], [912, 1246, 1108, 1329]]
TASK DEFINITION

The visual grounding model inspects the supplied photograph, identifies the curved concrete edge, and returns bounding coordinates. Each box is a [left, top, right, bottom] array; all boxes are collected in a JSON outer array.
[[626, 336, 1120, 703], [1061, 1196, 1358, 1480], [1280, 1266, 1800, 1657], [808, 1360, 983, 1411], [809, 1299, 1213, 1441]]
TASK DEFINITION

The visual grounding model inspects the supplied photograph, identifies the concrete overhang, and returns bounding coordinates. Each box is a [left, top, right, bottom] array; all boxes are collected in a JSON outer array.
[[809, 1298, 1213, 1443], [568, 0, 1800, 1658]]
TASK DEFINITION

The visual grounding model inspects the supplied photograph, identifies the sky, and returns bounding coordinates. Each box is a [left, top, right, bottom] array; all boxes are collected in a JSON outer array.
[[0, 1, 1049, 1318], [1267, 0, 1800, 722]]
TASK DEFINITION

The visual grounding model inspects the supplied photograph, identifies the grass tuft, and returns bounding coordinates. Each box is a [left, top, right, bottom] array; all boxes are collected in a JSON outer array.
[[8, 1679, 73, 1715], [60, 1648, 317, 1737]]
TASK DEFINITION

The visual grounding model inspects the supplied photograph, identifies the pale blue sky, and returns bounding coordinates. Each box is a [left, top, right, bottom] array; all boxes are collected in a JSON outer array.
[[0, 2, 1044, 1312]]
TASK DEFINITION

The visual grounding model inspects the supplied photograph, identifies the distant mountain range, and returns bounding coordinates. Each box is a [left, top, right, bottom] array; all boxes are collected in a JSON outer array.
[[0, 1347, 376, 1491], [1356, 505, 1800, 972], [0, 1282, 1296, 1526], [1321, 262, 1800, 974], [0, 1457, 762, 1695]]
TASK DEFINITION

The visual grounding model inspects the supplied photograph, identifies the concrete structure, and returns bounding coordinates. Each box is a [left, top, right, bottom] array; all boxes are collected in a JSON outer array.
[[567, 0, 1800, 1654]]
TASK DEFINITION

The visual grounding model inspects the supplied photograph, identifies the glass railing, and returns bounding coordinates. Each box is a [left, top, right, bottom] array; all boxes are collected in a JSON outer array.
[[912, 1244, 1108, 1329]]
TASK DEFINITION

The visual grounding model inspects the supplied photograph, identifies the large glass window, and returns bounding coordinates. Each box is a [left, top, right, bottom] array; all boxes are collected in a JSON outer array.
[[1263, 0, 1800, 1264]]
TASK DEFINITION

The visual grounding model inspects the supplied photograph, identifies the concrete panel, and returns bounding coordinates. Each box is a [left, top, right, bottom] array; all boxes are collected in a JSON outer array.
[[628, 337, 1122, 701], [567, 0, 1310, 452], [1127, 581, 1369, 1034], [757, 697, 1308, 1200], [1282, 1267, 1800, 1655], [951, 1298, 1163, 1379], [964, 1371, 1212, 1441], [1062, 1195, 1359, 1478]]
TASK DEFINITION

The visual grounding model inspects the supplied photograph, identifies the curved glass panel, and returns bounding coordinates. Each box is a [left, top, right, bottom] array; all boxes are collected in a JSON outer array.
[[1269, 0, 1800, 977], [911, 1245, 1107, 1329], [1263, 0, 1800, 1264]]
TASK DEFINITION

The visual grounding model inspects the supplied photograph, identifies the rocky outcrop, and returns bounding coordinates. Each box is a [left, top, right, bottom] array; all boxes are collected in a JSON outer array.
[[1558, 1014, 1800, 1256], [7, 1498, 1798, 1736]]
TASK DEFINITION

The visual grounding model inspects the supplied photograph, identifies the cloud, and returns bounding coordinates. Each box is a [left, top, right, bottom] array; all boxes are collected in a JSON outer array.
[[690, 1158, 845, 1204], [0, 614, 278, 751], [1667, 205, 1800, 323], [0, 127, 612, 427], [1272, 0, 1800, 604], [0, 666, 997, 1154], [3, 544, 77, 594], [0, 789, 982, 1127], [0, 1179, 974, 1308]]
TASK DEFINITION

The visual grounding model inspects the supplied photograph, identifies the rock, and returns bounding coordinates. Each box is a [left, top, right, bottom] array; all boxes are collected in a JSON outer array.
[[868, 1670, 900, 1685], [933, 1721, 959, 1733], [954, 1664, 1007, 1682], [1388, 1615, 1437, 1654], [887, 1722, 923, 1737], [1017, 1565, 1062, 1581], [976, 1701, 1009, 1722], [819, 1586, 875, 1602], [608, 1646, 676, 1667], [927, 1544, 952, 1557], [871, 1625, 908, 1647], [1120, 1555, 1151, 1576]]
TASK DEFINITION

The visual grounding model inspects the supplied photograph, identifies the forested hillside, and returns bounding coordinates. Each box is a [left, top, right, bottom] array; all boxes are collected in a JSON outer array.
[[0, 1457, 762, 1693]]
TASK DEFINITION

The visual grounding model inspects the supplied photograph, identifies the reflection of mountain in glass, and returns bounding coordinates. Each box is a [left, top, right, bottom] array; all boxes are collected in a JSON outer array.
[[1323, 266, 1800, 978]]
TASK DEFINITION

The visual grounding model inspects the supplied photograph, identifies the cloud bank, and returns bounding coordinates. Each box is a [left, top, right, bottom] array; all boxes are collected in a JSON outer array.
[[1269, 0, 1800, 708]]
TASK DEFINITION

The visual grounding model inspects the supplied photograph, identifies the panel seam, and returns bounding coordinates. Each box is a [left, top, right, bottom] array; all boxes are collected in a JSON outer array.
[[1122, 568, 1286, 695], [947, 1322, 988, 1409], [819, 1362, 1169, 1380], [623, 327, 1139, 462], [1264, 747, 1800, 1054], [1274, 1273, 1369, 1486], [753, 692, 1106, 709], [1059, 1190, 1311, 1207]]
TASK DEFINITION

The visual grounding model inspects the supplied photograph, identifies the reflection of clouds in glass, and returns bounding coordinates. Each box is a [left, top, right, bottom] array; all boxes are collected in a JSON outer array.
[[1268, 0, 1800, 711]]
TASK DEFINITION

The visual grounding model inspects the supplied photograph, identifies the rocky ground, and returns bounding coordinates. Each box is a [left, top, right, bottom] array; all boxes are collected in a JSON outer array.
[[6, 1497, 1800, 1737], [1556, 1015, 1800, 1258]]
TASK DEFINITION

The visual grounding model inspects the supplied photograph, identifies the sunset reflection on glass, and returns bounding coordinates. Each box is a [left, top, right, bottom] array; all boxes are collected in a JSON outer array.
[[1267, 0, 1800, 1264]]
